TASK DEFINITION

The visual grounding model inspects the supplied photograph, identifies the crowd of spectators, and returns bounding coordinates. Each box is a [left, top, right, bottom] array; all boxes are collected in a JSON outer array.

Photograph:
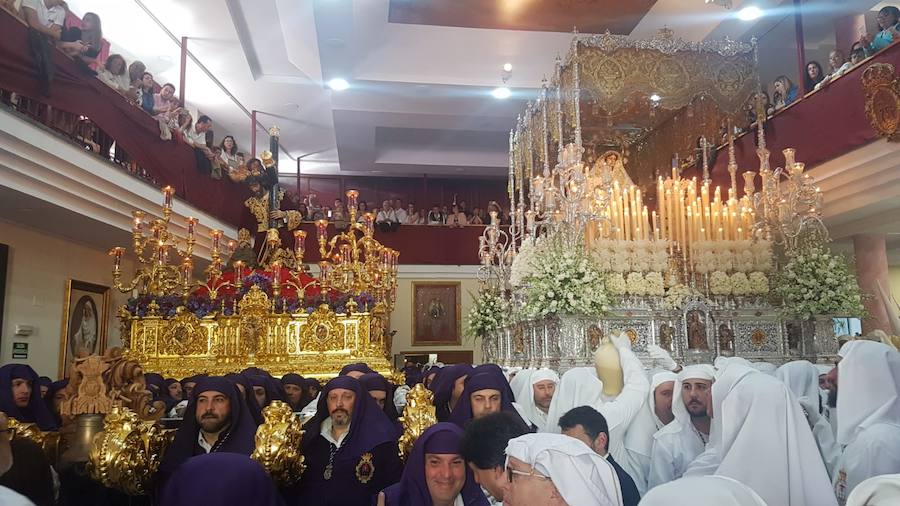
[[758, 5, 900, 117], [283, 196, 513, 232], [0, 0, 251, 183]]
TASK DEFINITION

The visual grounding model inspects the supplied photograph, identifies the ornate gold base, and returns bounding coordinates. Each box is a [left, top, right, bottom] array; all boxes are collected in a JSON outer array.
[[123, 288, 393, 379]]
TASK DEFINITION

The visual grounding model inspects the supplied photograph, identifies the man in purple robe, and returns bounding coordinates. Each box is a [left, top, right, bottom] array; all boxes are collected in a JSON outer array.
[[161, 453, 284, 506], [448, 371, 530, 430], [378, 422, 488, 506], [297, 376, 402, 505], [430, 364, 472, 422], [158, 376, 258, 486], [0, 364, 57, 431]]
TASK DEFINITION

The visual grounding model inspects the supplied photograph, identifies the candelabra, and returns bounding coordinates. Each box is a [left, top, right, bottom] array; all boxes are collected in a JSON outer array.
[[752, 148, 826, 253], [315, 190, 399, 310], [109, 186, 230, 298], [477, 211, 517, 289]]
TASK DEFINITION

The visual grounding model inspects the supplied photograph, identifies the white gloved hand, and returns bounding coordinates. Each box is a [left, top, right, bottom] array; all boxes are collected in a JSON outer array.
[[393, 384, 411, 412], [609, 331, 633, 351], [798, 397, 821, 429], [647, 344, 679, 372]]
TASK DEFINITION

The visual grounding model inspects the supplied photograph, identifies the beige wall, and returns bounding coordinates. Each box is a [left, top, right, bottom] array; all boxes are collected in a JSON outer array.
[[0, 220, 130, 378], [890, 266, 900, 310], [389, 269, 482, 364]]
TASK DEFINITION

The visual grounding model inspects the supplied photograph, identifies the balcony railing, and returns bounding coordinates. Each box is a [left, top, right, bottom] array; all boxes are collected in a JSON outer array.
[[0, 11, 249, 227]]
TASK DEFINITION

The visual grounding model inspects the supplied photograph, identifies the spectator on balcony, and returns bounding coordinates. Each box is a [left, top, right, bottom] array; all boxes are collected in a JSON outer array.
[[332, 198, 350, 230], [128, 60, 145, 87], [804, 61, 824, 93], [772, 75, 798, 111], [219, 135, 240, 172], [62, 11, 102, 63], [376, 200, 400, 231], [441, 205, 450, 220], [404, 204, 420, 225], [394, 198, 408, 224], [21, 0, 87, 57], [816, 50, 852, 90], [185, 115, 215, 174], [96, 53, 129, 94], [459, 200, 469, 217], [426, 205, 445, 226], [446, 204, 467, 228], [850, 42, 867, 65], [470, 207, 485, 225], [862, 6, 900, 56], [137, 71, 156, 114]]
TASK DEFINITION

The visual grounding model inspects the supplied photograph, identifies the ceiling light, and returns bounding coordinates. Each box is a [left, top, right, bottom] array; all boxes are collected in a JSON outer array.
[[327, 78, 349, 91], [650, 94, 661, 102], [492, 87, 511, 99], [503, 63, 513, 72], [737, 6, 763, 21]]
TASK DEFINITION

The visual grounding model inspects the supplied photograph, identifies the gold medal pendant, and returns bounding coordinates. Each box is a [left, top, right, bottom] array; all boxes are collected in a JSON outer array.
[[324, 464, 333, 480]]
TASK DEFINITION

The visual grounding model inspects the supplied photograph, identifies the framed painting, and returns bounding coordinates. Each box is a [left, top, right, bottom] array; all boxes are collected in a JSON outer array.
[[58, 280, 110, 378], [411, 282, 461, 346], [0, 244, 7, 349]]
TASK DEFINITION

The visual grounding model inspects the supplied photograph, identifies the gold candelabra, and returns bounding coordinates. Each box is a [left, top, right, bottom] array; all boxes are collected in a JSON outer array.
[[315, 189, 399, 311]]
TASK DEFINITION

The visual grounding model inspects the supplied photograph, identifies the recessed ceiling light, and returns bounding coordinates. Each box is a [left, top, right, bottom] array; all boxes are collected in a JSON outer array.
[[503, 63, 513, 72], [737, 6, 763, 21], [492, 87, 511, 99], [327, 78, 349, 91], [650, 94, 661, 102]]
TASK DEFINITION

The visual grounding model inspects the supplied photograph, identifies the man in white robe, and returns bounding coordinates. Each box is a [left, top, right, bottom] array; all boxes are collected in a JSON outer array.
[[830, 340, 900, 505], [775, 360, 841, 478], [511, 369, 559, 432], [640, 476, 767, 506], [545, 333, 649, 468], [621, 370, 677, 495], [646, 364, 714, 489], [685, 364, 838, 506]]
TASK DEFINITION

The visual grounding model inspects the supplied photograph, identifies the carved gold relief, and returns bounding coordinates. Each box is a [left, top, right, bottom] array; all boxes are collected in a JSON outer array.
[[398, 384, 437, 461], [8, 418, 62, 462], [862, 63, 900, 142], [300, 305, 345, 353], [88, 405, 174, 495], [251, 401, 305, 486], [751, 328, 767, 347], [159, 309, 207, 356]]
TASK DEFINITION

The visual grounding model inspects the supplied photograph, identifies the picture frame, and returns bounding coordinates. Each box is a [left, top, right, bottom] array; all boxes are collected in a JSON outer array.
[[411, 282, 461, 346], [58, 280, 110, 378], [0, 244, 8, 350]]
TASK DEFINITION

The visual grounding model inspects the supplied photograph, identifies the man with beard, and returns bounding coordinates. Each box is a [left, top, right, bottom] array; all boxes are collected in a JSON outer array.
[[158, 377, 258, 485], [828, 341, 900, 503], [646, 364, 715, 489], [510, 369, 559, 432], [448, 371, 530, 430], [297, 376, 403, 505]]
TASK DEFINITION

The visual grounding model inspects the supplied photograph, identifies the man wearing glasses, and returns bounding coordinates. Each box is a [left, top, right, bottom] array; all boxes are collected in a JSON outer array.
[[503, 433, 623, 506]]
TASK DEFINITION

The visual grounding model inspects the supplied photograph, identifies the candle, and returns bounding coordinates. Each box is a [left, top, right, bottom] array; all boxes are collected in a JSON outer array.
[[186, 217, 197, 241], [132, 211, 144, 233], [642, 207, 649, 241], [272, 261, 281, 284], [489, 210, 498, 226], [364, 213, 375, 235], [182, 259, 193, 281], [346, 189, 359, 210], [211, 230, 221, 252], [162, 185, 175, 209], [318, 261, 330, 280], [316, 219, 329, 241], [156, 241, 166, 266], [234, 260, 244, 281], [109, 247, 125, 270], [294, 230, 306, 261]]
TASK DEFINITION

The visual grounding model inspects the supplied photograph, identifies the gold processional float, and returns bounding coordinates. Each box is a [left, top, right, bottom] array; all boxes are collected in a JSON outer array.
[[6, 130, 439, 493]]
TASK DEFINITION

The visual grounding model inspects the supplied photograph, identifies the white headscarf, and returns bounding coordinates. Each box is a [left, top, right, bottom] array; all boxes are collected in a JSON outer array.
[[836, 340, 900, 445], [713, 356, 752, 370], [624, 371, 678, 457], [775, 360, 821, 408], [750, 361, 777, 375], [639, 475, 767, 506], [511, 369, 559, 432], [505, 433, 623, 506], [545, 367, 604, 433], [702, 367, 839, 506], [846, 474, 900, 506]]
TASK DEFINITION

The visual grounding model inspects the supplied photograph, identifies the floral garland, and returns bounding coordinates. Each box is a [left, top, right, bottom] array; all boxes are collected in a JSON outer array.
[[465, 287, 508, 339], [522, 237, 609, 319], [773, 245, 865, 320]]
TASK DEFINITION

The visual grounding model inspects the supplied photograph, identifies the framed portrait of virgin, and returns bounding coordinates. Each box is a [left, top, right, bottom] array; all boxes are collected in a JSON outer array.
[[411, 282, 461, 346], [58, 280, 110, 378]]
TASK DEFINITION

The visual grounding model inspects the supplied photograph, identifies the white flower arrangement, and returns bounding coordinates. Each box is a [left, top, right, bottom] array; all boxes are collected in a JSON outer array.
[[709, 270, 732, 296], [606, 272, 627, 295], [509, 237, 541, 287], [752, 240, 774, 272], [465, 287, 507, 339], [650, 241, 670, 272], [522, 236, 609, 319], [664, 283, 701, 309], [749, 271, 769, 295], [730, 272, 751, 296], [773, 245, 865, 320], [626, 272, 646, 296], [644, 272, 665, 296]]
